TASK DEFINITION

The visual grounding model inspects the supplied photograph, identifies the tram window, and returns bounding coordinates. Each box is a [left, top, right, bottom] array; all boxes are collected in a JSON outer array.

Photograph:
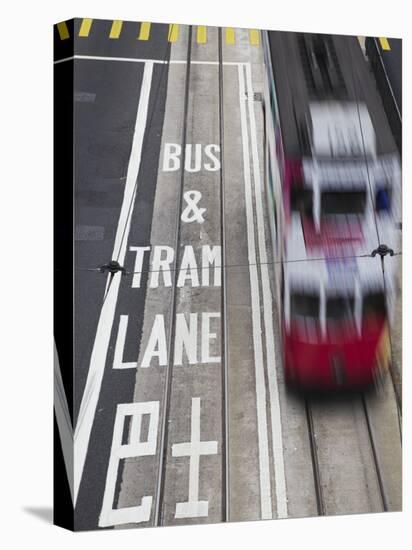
[[290, 187, 313, 218], [321, 190, 366, 215], [326, 296, 354, 320], [375, 186, 391, 212], [290, 291, 319, 318], [363, 292, 386, 317]]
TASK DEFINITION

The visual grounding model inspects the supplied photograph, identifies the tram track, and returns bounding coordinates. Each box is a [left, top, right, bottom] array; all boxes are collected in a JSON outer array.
[[304, 397, 325, 516], [154, 25, 193, 526], [218, 26, 229, 522], [360, 393, 389, 512], [154, 24, 230, 525], [304, 389, 395, 517]]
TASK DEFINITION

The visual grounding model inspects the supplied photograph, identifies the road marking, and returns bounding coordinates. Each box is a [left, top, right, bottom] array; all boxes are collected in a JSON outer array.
[[226, 27, 235, 45], [181, 190, 206, 223], [171, 60, 219, 65], [57, 22, 70, 40], [54, 342, 74, 503], [79, 18, 93, 37], [99, 401, 159, 527], [379, 37, 391, 50], [73, 61, 154, 504], [245, 63, 288, 519], [54, 55, 249, 66], [238, 63, 272, 520], [113, 315, 138, 369], [168, 24, 179, 42], [250, 29, 260, 45], [139, 22, 151, 40], [109, 20, 123, 39], [56, 24, 260, 46], [197, 26, 207, 44], [172, 398, 218, 518], [54, 55, 167, 65]]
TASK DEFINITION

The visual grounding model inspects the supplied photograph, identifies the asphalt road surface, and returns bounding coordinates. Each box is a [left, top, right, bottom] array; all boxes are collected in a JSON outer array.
[[378, 37, 402, 115], [54, 19, 402, 531]]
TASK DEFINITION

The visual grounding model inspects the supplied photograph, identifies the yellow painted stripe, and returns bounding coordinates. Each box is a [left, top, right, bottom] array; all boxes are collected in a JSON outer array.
[[226, 27, 235, 45], [250, 29, 260, 45], [79, 18, 93, 37], [197, 25, 207, 44], [379, 37, 391, 50], [168, 24, 179, 42], [109, 20, 123, 39], [57, 22, 70, 41], [138, 22, 151, 40]]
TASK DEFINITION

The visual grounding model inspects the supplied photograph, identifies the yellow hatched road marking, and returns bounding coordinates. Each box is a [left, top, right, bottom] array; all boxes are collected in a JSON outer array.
[[226, 27, 235, 45], [79, 18, 93, 37], [168, 24, 179, 42], [109, 20, 123, 39], [379, 37, 391, 50], [138, 22, 151, 40], [57, 22, 70, 41], [197, 26, 207, 44], [250, 29, 260, 45]]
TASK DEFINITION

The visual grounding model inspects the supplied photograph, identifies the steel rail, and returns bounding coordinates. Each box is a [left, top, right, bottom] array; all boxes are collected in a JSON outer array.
[[305, 398, 325, 516], [218, 26, 229, 523], [154, 25, 193, 526]]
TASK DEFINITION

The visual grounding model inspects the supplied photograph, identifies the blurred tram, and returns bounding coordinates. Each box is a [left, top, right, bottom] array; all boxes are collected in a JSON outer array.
[[262, 31, 401, 389]]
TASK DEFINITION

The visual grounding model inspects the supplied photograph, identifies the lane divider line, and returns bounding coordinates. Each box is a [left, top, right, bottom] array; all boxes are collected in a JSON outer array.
[[197, 25, 207, 44], [79, 18, 93, 38], [226, 28, 235, 45], [73, 61, 154, 505], [168, 24, 179, 43], [54, 341, 74, 503], [138, 22, 151, 41], [238, 63, 273, 520], [245, 62, 288, 519], [57, 21, 70, 40], [379, 37, 391, 51], [110, 20, 123, 39], [250, 29, 260, 46], [54, 55, 254, 66]]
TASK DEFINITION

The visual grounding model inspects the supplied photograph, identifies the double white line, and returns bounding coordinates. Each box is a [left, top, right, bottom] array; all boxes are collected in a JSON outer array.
[[238, 62, 287, 520]]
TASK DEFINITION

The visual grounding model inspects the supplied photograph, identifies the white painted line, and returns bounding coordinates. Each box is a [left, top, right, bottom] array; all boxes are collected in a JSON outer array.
[[99, 401, 159, 527], [73, 61, 154, 505], [172, 398, 218, 518], [54, 55, 248, 66], [170, 60, 219, 65], [54, 55, 167, 65], [238, 64, 272, 520], [54, 56, 75, 64], [54, 341, 74, 503], [245, 63, 288, 519]]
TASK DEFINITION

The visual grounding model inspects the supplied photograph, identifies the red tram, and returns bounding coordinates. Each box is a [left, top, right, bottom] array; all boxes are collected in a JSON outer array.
[[262, 31, 401, 389]]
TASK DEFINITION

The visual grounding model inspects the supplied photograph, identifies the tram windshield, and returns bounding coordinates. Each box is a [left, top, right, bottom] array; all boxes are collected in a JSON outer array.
[[290, 187, 313, 218], [290, 291, 319, 318], [326, 295, 355, 320], [363, 291, 386, 317], [321, 189, 366, 216]]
